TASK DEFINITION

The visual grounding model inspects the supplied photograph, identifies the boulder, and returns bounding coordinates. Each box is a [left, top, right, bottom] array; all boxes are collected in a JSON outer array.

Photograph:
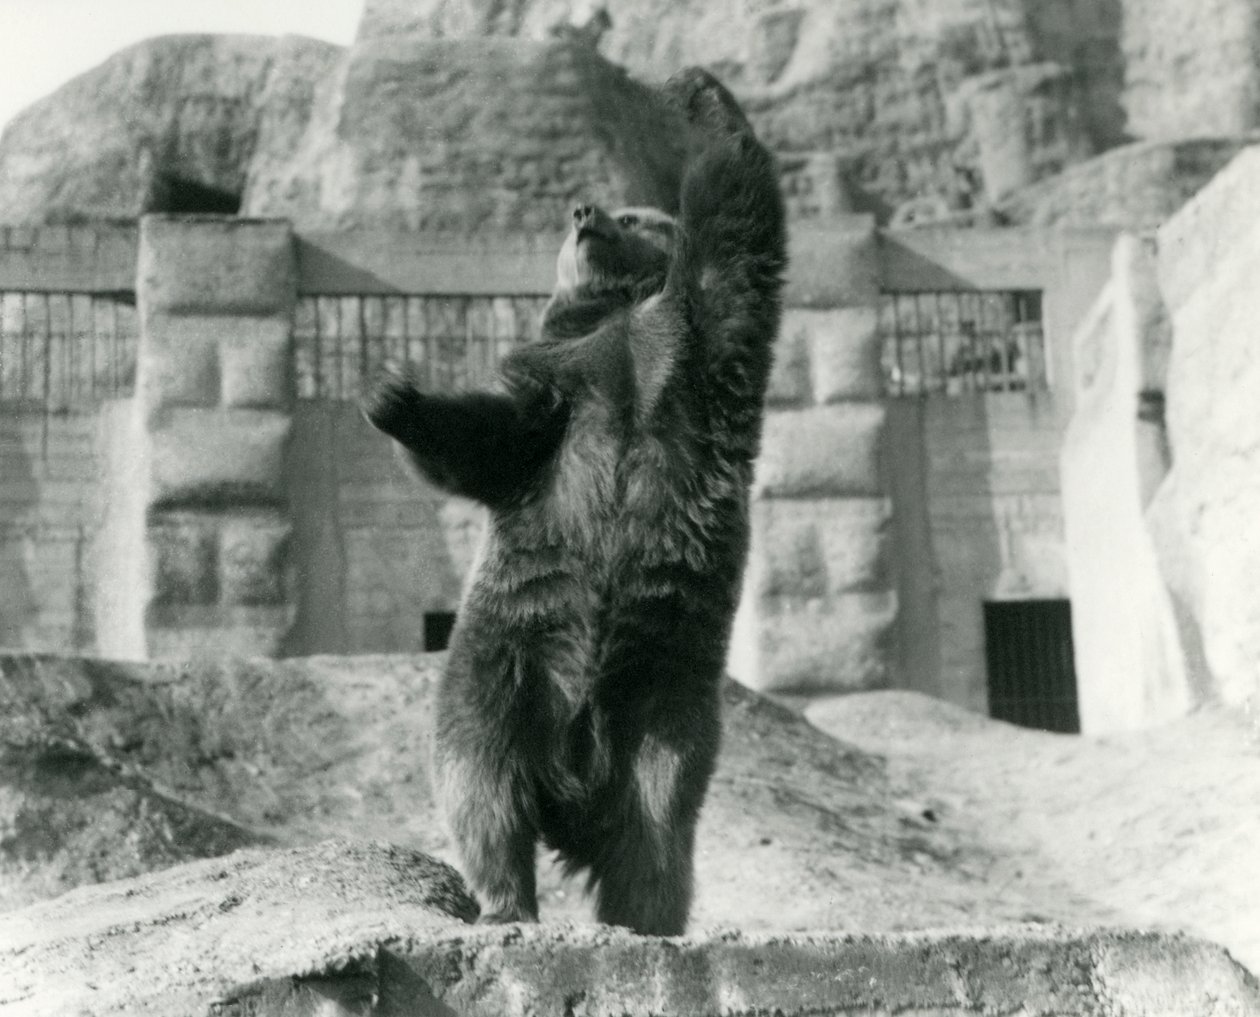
[[0, 656, 262, 909], [0, 840, 478, 1016], [3, 843, 1257, 1017]]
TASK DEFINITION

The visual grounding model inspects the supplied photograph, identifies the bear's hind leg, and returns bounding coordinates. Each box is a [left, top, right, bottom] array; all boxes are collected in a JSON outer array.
[[589, 732, 710, 936], [438, 752, 540, 924], [592, 812, 696, 936]]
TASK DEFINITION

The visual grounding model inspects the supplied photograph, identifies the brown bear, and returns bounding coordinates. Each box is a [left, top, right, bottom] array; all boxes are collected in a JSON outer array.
[[365, 68, 786, 936]]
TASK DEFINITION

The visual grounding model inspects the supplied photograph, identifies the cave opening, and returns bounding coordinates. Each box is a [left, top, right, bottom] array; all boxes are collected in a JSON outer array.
[[144, 172, 242, 215]]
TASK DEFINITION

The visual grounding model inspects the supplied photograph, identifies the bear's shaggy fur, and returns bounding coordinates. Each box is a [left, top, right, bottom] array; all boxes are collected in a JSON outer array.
[[365, 69, 786, 936]]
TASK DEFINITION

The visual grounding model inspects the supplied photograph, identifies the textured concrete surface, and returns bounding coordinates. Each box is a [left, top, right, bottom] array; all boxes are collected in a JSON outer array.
[[1154, 145, 1260, 710], [1059, 235, 1198, 732], [2, 836, 1256, 1016]]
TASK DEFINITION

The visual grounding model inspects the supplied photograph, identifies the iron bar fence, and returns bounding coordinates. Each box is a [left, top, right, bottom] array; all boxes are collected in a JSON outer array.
[[0, 291, 138, 408], [293, 294, 551, 401], [880, 289, 1045, 397]]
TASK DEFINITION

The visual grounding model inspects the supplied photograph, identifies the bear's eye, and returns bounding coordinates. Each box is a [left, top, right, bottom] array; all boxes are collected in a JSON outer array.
[[617, 214, 639, 228]]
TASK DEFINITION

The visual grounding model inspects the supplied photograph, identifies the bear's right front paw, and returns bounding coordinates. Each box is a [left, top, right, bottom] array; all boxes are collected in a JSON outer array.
[[661, 67, 752, 139]]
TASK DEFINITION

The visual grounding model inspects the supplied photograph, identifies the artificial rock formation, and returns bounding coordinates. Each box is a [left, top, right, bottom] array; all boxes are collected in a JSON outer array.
[[1000, 138, 1258, 229], [0, 0, 1118, 229], [0, 35, 340, 224], [241, 35, 689, 233], [4, 839, 1258, 1017], [0, 25, 688, 235], [8, 0, 1260, 228], [355, 0, 1121, 216]]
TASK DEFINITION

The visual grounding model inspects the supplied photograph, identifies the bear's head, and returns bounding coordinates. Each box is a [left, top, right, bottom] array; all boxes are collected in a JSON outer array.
[[554, 203, 676, 300]]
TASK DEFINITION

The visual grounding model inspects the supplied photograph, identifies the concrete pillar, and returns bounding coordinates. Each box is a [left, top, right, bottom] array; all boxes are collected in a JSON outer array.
[[730, 219, 897, 694], [134, 216, 297, 658]]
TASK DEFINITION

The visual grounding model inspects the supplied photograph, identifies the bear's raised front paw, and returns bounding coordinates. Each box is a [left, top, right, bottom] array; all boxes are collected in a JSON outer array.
[[661, 67, 751, 138]]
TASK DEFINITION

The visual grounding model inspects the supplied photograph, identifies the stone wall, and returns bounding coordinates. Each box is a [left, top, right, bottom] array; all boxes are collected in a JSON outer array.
[[731, 218, 895, 694], [0, 216, 1120, 719], [0, 223, 140, 656], [285, 402, 481, 655], [880, 227, 1115, 714], [0, 222, 138, 293], [886, 394, 1069, 712], [0, 412, 100, 651], [125, 217, 299, 660]]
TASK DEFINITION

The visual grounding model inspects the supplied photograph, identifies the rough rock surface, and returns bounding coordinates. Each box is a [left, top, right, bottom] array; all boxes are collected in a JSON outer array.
[[3, 654, 1259, 1011], [1122, 0, 1260, 139], [0, 656, 263, 909], [999, 137, 1258, 228], [0, 35, 341, 224], [0, 840, 479, 1016], [0, 652, 1159, 941], [241, 35, 688, 233], [11, 0, 1260, 228], [0, 29, 684, 233], [3, 841, 1257, 1017], [1, 652, 1062, 937], [358, 0, 1124, 215], [0, 0, 1124, 228]]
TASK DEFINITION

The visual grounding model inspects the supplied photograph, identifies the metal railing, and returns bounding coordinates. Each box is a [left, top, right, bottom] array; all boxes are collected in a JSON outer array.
[[880, 290, 1046, 397], [0, 291, 138, 407], [293, 294, 550, 401]]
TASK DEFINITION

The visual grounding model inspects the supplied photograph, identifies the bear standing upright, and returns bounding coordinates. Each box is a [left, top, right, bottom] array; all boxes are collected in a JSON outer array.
[[366, 68, 787, 936]]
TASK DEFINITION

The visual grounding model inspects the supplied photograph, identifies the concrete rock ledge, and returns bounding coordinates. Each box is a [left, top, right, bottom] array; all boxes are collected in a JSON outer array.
[[3, 840, 1257, 1017]]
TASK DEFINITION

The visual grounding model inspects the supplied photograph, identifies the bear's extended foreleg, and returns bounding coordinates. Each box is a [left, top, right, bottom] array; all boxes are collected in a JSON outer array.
[[661, 69, 787, 407], [363, 367, 568, 506], [434, 732, 541, 923]]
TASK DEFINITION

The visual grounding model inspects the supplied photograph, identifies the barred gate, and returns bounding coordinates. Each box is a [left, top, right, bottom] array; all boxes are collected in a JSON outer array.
[[293, 294, 550, 401], [0, 291, 138, 407], [880, 290, 1045, 397]]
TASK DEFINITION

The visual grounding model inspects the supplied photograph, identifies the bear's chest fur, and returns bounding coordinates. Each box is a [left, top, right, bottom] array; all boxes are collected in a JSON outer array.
[[462, 314, 747, 706]]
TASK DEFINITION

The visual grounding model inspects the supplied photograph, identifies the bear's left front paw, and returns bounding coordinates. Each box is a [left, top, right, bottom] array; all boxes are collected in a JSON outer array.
[[362, 363, 422, 440]]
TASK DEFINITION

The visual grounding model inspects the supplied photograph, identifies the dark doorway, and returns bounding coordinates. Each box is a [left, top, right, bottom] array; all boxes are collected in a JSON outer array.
[[424, 611, 457, 652], [983, 599, 1080, 733]]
